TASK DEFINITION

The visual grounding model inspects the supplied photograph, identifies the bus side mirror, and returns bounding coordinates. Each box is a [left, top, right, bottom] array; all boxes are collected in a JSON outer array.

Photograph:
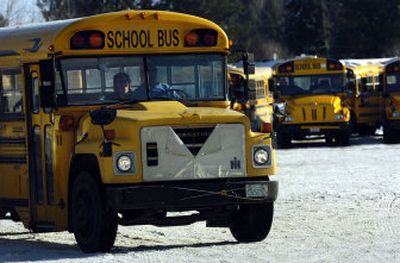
[[39, 60, 56, 110], [242, 52, 255, 75], [246, 79, 256, 100], [268, 78, 276, 92]]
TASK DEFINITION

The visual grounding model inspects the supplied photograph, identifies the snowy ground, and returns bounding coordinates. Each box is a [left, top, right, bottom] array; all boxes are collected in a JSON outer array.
[[1, 133, 400, 262]]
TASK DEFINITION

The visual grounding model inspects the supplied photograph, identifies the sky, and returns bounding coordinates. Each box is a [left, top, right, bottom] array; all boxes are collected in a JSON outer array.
[[0, 0, 44, 26]]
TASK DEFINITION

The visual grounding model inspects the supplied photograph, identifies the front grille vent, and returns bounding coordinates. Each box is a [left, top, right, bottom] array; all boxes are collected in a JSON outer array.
[[146, 142, 158, 166], [173, 126, 215, 156]]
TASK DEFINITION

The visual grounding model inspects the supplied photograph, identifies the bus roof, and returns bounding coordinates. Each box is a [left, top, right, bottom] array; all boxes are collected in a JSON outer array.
[[0, 10, 229, 65]]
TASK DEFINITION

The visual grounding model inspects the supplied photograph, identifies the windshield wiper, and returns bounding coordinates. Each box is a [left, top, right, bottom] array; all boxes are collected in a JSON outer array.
[[106, 98, 148, 109]]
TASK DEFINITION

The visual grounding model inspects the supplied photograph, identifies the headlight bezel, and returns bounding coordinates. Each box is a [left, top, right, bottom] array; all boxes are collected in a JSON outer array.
[[252, 145, 272, 168]]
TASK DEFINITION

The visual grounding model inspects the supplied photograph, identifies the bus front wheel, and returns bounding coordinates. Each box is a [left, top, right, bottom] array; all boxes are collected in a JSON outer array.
[[71, 172, 118, 253], [229, 202, 273, 242]]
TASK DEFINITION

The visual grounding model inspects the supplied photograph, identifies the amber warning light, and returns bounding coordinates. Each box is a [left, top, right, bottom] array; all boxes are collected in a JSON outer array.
[[71, 30, 105, 50]]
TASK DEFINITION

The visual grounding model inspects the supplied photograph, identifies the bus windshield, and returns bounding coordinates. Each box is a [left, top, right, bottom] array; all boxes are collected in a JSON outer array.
[[276, 74, 345, 96], [57, 54, 225, 105], [386, 73, 400, 93]]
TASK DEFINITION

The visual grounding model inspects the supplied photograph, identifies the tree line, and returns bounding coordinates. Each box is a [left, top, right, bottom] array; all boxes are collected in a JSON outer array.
[[7, 0, 400, 60]]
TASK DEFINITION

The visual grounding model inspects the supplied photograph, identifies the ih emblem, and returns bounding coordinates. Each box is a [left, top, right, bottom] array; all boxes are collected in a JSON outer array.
[[230, 157, 241, 169]]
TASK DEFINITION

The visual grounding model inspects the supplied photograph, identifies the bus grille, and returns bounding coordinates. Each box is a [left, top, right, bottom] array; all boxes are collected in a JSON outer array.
[[173, 126, 215, 156]]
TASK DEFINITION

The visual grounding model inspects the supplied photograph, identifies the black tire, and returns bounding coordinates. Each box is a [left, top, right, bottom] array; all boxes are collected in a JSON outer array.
[[277, 132, 291, 148], [383, 126, 396, 143], [229, 202, 274, 243], [71, 172, 118, 253], [335, 130, 351, 146]]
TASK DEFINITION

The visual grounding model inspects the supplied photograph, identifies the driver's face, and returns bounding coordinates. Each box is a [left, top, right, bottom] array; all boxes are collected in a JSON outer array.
[[115, 79, 130, 94]]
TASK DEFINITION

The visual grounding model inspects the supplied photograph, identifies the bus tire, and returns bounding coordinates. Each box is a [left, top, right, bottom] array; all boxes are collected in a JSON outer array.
[[71, 172, 118, 253], [383, 127, 396, 143], [229, 202, 273, 243], [277, 132, 291, 148]]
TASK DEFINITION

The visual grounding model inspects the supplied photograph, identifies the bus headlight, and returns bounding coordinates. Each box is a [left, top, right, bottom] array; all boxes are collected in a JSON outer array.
[[252, 145, 272, 168], [392, 111, 400, 118], [113, 151, 136, 175], [117, 155, 132, 172], [335, 114, 344, 120]]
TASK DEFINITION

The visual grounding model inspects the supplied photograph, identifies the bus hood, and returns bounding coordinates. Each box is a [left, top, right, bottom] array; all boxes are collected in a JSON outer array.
[[114, 101, 248, 126], [288, 95, 342, 107]]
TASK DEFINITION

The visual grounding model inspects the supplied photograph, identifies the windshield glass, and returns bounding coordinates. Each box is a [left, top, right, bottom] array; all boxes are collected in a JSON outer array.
[[276, 74, 345, 96], [58, 54, 225, 105], [386, 74, 400, 93]]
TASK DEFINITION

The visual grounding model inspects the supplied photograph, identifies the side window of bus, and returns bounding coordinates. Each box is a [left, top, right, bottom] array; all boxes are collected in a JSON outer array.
[[375, 75, 383, 92], [0, 70, 23, 114], [359, 78, 367, 92], [365, 76, 374, 92], [32, 77, 40, 113], [256, 80, 265, 98]]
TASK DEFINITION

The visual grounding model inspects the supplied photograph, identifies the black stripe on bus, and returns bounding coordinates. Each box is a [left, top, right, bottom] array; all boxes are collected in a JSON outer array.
[[0, 114, 24, 122], [0, 50, 20, 57], [0, 138, 26, 145], [0, 198, 29, 207], [0, 156, 27, 164]]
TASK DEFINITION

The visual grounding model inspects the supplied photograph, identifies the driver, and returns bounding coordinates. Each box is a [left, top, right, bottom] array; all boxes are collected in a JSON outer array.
[[112, 72, 146, 100]]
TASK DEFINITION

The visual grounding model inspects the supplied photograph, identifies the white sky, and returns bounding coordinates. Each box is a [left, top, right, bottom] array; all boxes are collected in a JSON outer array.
[[0, 0, 44, 26]]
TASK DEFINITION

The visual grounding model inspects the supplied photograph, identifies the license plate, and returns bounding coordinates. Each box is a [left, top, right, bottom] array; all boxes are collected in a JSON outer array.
[[246, 184, 269, 198], [309, 128, 320, 133]]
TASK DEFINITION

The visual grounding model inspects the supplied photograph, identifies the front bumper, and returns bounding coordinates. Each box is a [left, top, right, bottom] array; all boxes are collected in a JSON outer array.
[[106, 177, 278, 211], [278, 121, 351, 136]]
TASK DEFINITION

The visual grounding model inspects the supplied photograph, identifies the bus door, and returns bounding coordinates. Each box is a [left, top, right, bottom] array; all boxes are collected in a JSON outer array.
[[359, 76, 381, 127], [24, 63, 56, 230], [0, 68, 30, 222]]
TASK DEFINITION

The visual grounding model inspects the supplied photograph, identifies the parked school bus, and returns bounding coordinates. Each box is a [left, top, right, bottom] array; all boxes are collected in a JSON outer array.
[[342, 61, 384, 136], [272, 56, 352, 147], [0, 10, 278, 252], [228, 65, 274, 133], [382, 58, 400, 142]]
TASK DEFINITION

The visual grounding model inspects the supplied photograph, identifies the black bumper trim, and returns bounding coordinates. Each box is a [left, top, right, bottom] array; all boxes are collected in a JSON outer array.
[[106, 178, 278, 211], [278, 122, 351, 135]]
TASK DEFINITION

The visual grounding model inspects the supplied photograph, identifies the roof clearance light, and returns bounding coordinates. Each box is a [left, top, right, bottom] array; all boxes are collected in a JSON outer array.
[[185, 29, 218, 47], [70, 31, 105, 50]]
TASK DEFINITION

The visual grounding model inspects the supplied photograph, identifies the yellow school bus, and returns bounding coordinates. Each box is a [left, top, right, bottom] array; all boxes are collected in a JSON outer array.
[[228, 65, 274, 133], [343, 61, 384, 136], [382, 58, 400, 142], [272, 56, 352, 147], [0, 10, 277, 252]]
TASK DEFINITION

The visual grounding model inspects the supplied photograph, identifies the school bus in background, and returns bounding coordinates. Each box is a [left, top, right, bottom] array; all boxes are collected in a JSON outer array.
[[0, 10, 277, 252], [228, 65, 274, 133], [272, 56, 352, 147], [381, 58, 400, 142], [341, 61, 384, 136]]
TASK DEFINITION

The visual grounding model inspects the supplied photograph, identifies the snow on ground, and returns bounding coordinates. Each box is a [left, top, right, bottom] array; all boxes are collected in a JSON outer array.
[[1, 134, 400, 262]]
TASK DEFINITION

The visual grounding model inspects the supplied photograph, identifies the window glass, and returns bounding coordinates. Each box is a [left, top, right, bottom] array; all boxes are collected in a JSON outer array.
[[85, 69, 101, 92], [277, 74, 345, 96], [386, 74, 400, 92], [59, 55, 225, 105], [0, 71, 23, 113], [67, 70, 83, 94]]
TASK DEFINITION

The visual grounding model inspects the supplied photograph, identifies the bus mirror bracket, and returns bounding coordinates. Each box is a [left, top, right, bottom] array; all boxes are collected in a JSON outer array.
[[39, 59, 56, 110]]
